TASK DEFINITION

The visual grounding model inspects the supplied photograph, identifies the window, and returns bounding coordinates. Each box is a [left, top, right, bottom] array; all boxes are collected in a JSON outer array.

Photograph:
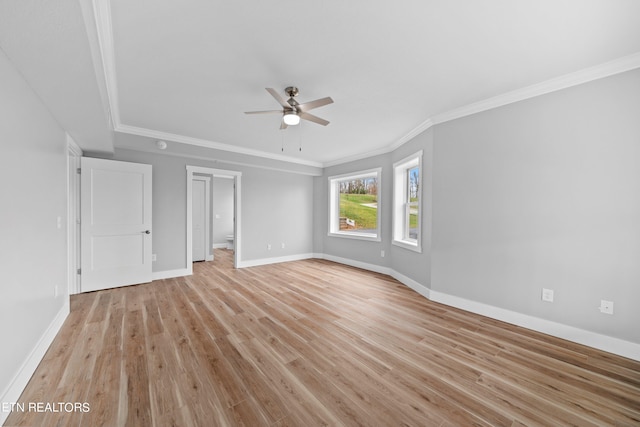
[[328, 168, 381, 241], [393, 151, 422, 251]]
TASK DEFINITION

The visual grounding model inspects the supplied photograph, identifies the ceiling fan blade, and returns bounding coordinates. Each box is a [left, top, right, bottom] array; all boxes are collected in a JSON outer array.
[[299, 112, 329, 126], [266, 88, 290, 109], [296, 97, 333, 112], [280, 120, 288, 130], [245, 109, 282, 115]]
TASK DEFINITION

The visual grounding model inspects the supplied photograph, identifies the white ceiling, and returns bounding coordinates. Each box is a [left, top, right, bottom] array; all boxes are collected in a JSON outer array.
[[2, 1, 640, 167], [0, 0, 113, 152]]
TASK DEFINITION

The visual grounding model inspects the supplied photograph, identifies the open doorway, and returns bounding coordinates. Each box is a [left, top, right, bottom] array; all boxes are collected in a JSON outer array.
[[192, 175, 212, 262], [186, 166, 241, 271], [211, 176, 235, 253]]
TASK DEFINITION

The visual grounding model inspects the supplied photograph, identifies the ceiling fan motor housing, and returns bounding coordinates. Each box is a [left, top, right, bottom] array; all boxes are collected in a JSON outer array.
[[285, 86, 299, 98]]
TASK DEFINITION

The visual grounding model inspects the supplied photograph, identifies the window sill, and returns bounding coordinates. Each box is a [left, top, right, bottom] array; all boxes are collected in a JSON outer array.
[[392, 239, 422, 253], [329, 231, 381, 242]]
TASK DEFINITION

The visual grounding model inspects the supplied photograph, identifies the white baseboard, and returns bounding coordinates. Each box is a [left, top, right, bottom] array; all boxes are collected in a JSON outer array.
[[212, 243, 227, 249], [389, 270, 431, 301], [152, 268, 191, 281], [315, 253, 640, 362], [315, 253, 392, 275], [428, 290, 640, 362], [123, 254, 640, 361], [238, 253, 314, 268], [0, 300, 70, 426]]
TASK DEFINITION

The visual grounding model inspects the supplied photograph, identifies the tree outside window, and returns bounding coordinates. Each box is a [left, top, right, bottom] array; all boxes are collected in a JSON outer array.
[[407, 166, 419, 240]]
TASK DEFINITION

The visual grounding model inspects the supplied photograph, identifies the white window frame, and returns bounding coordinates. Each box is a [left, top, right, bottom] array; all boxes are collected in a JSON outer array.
[[393, 151, 422, 252], [328, 167, 382, 242]]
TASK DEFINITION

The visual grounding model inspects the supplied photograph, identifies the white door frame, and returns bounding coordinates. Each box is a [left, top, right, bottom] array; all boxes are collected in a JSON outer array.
[[186, 165, 241, 271], [66, 135, 82, 295], [192, 175, 213, 262]]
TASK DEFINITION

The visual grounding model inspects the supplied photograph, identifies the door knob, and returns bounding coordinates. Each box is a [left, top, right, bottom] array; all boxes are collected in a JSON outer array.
[[143, 230, 151, 234]]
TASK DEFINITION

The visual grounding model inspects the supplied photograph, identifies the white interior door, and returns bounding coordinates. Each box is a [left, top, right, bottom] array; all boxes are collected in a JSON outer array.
[[81, 157, 152, 292], [192, 179, 205, 262]]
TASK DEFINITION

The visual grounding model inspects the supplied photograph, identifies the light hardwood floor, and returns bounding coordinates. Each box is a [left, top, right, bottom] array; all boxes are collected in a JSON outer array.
[[5, 250, 640, 426]]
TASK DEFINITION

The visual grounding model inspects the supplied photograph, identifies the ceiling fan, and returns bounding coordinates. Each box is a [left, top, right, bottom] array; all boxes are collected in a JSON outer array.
[[245, 87, 333, 129]]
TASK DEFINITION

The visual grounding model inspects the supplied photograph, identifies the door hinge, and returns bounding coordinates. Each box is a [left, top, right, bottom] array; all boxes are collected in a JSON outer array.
[[77, 268, 81, 275], [77, 168, 81, 174]]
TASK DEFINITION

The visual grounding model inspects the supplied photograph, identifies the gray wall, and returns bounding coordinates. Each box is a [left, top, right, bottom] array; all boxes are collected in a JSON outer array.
[[0, 49, 68, 400], [241, 166, 314, 260], [317, 137, 434, 287], [88, 68, 640, 347], [212, 177, 234, 246], [92, 148, 315, 270], [390, 129, 434, 287], [318, 153, 392, 268], [431, 69, 640, 343], [317, 69, 640, 345]]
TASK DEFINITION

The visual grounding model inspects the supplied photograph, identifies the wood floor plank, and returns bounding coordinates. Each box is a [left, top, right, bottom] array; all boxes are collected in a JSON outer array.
[[285, 357, 373, 426], [234, 336, 339, 426], [123, 309, 152, 426], [161, 281, 246, 411], [80, 334, 123, 426], [5, 249, 640, 426]]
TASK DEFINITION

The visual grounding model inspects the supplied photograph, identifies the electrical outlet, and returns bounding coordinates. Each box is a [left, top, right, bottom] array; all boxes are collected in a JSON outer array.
[[381, 250, 385, 258], [54, 285, 58, 298], [599, 300, 614, 315], [281, 243, 285, 249], [541, 288, 554, 302], [152, 254, 157, 262], [267, 244, 271, 250]]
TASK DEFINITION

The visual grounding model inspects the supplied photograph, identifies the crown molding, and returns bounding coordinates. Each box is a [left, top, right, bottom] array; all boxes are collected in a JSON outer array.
[[322, 144, 394, 168], [429, 52, 640, 127], [323, 118, 435, 168], [91, 0, 120, 128], [116, 124, 324, 168], [388, 118, 434, 152], [116, 146, 322, 176], [324, 53, 640, 168], [79, 0, 114, 132], [89, 0, 640, 170]]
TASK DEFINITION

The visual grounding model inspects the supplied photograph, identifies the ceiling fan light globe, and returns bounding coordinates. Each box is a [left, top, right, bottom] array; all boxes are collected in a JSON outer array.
[[283, 112, 300, 126]]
